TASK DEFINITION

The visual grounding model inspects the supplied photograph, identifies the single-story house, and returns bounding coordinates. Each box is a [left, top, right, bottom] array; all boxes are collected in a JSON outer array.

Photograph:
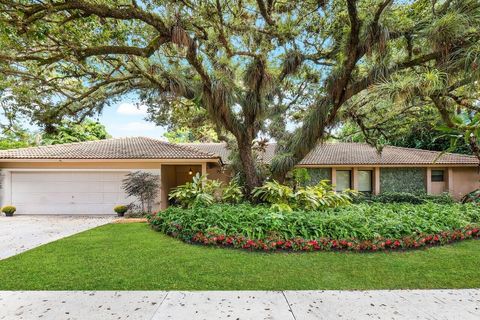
[[0, 137, 478, 215]]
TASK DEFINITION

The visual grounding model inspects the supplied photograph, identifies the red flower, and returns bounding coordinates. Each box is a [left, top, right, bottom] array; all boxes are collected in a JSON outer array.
[[385, 239, 392, 246], [393, 240, 401, 247]]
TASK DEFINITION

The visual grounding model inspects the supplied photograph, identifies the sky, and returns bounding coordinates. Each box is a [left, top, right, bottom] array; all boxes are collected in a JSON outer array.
[[93, 99, 167, 139]]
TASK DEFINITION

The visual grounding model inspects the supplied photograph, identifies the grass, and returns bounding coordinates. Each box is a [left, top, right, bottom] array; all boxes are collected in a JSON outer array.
[[0, 223, 479, 290]]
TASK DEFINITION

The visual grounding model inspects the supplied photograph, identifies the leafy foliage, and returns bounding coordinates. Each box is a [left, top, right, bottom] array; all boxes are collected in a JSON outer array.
[[354, 192, 455, 205], [113, 205, 128, 215], [169, 173, 221, 208], [221, 178, 244, 204], [461, 189, 480, 204], [380, 168, 426, 193], [122, 171, 160, 214], [252, 180, 354, 212], [149, 203, 480, 242], [41, 119, 110, 145], [0, 119, 110, 150], [169, 174, 244, 208], [1, 205, 16, 215], [2, 1, 480, 191]]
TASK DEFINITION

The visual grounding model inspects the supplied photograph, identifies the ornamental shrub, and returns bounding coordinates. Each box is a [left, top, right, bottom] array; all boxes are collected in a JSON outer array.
[[1, 205, 16, 216], [114, 205, 128, 215], [149, 202, 480, 243], [252, 180, 354, 212], [122, 171, 160, 214]]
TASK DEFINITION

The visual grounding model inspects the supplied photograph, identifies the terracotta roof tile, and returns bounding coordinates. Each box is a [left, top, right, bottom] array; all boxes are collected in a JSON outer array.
[[0, 137, 219, 160], [185, 142, 479, 166]]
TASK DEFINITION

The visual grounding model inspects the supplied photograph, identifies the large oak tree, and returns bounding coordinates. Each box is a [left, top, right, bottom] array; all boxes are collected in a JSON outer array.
[[1, 0, 479, 192]]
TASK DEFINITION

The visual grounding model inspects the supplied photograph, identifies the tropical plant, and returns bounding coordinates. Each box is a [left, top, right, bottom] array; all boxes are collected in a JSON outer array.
[[296, 181, 355, 210], [221, 178, 243, 204], [1, 205, 16, 216], [252, 180, 294, 210], [252, 180, 354, 212], [169, 173, 221, 208], [122, 171, 160, 214]]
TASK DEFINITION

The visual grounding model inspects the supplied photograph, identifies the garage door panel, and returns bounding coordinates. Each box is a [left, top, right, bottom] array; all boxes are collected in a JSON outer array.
[[102, 181, 124, 192], [15, 182, 103, 193], [10, 171, 142, 215]]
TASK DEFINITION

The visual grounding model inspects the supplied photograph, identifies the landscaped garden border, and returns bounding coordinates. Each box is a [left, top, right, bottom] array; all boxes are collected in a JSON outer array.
[[148, 203, 480, 253], [186, 226, 480, 252]]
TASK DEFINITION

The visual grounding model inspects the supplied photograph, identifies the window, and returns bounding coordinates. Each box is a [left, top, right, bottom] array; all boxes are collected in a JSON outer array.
[[358, 170, 373, 193], [336, 170, 351, 191], [431, 170, 445, 182]]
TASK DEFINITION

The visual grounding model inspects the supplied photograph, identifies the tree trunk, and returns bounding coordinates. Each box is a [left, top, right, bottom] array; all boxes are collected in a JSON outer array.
[[237, 139, 262, 196]]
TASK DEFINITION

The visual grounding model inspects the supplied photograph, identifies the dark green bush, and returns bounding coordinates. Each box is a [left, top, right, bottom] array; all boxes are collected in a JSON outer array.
[[150, 203, 479, 241], [353, 192, 455, 205]]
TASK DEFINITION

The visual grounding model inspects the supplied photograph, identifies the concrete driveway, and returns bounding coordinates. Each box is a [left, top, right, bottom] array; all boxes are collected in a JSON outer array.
[[0, 215, 114, 260]]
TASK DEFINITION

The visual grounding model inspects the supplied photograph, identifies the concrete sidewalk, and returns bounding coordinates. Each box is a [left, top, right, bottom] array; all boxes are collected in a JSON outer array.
[[0, 290, 479, 320]]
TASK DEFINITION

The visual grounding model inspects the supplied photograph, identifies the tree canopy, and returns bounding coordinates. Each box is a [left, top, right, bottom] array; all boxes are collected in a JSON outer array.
[[1, 0, 479, 191], [0, 119, 110, 149]]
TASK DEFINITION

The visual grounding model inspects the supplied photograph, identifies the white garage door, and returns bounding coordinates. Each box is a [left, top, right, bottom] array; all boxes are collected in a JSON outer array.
[[11, 171, 134, 215]]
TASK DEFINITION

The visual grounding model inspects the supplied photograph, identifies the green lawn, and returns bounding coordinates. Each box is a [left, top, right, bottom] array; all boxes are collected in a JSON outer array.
[[0, 223, 479, 290]]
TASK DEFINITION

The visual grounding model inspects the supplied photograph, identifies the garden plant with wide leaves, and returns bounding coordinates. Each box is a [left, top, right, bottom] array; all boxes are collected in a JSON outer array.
[[149, 202, 480, 252]]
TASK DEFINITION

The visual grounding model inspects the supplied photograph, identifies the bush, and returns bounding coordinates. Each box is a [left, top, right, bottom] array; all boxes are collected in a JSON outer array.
[[149, 203, 480, 251], [114, 205, 128, 216], [2, 206, 16, 216], [252, 180, 354, 212], [353, 192, 455, 205]]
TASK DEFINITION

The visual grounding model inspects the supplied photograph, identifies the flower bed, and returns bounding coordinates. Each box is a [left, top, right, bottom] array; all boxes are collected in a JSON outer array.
[[148, 203, 480, 252]]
